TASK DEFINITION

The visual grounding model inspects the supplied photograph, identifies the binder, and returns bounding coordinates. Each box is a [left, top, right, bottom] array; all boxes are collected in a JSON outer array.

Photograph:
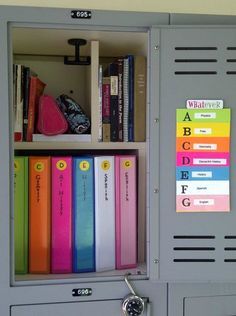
[[14, 157, 28, 274], [51, 157, 72, 273], [115, 155, 137, 269], [94, 156, 115, 271], [29, 156, 51, 273], [73, 157, 95, 272]]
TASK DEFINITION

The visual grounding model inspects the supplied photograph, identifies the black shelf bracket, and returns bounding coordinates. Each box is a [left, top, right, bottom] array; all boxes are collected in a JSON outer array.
[[64, 38, 91, 65]]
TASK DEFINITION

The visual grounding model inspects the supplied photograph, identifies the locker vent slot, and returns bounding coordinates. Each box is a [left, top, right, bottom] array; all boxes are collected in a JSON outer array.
[[173, 235, 215, 239], [175, 71, 217, 75], [227, 47, 236, 50], [175, 47, 217, 50], [226, 71, 236, 75], [175, 59, 217, 63], [174, 47, 218, 75], [173, 236, 215, 263], [226, 52, 236, 74], [174, 247, 215, 251], [173, 259, 215, 263], [224, 235, 236, 263]]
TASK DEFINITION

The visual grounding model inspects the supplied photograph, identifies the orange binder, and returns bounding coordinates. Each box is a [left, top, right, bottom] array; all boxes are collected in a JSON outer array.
[[29, 156, 51, 273]]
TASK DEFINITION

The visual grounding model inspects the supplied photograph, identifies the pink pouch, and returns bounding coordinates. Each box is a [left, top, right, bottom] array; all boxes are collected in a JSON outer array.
[[37, 95, 68, 135]]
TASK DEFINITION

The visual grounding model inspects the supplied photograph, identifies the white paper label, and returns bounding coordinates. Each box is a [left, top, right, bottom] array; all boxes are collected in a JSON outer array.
[[194, 128, 212, 135], [193, 199, 214, 206], [193, 158, 227, 165], [110, 76, 118, 95], [193, 143, 217, 150], [192, 171, 212, 178], [194, 112, 216, 119]]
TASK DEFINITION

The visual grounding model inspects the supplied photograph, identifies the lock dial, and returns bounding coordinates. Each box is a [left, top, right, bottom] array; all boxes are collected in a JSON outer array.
[[122, 294, 145, 316], [122, 274, 145, 316]]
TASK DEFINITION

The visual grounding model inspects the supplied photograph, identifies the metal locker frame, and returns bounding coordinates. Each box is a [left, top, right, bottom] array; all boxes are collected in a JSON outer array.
[[2, 4, 236, 316], [0, 5, 168, 315]]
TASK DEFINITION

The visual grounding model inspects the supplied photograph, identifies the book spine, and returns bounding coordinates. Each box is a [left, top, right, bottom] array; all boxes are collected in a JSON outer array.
[[98, 65, 103, 142], [134, 56, 147, 142], [109, 63, 119, 142], [29, 156, 51, 273], [117, 58, 124, 142], [14, 156, 28, 274], [102, 77, 111, 142], [22, 67, 30, 141], [14, 64, 23, 142], [115, 155, 137, 269], [73, 157, 95, 273], [51, 157, 72, 273], [127, 55, 134, 142], [94, 156, 115, 271], [123, 58, 129, 142], [26, 77, 46, 142]]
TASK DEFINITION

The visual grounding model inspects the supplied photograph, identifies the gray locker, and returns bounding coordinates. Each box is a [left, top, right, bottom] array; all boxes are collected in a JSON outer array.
[[158, 27, 236, 281], [168, 283, 236, 316], [185, 296, 236, 316], [11, 300, 148, 316], [1, 4, 236, 316], [0, 6, 169, 315]]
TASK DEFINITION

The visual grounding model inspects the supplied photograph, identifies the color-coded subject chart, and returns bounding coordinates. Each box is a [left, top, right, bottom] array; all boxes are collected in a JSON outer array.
[[176, 108, 231, 212]]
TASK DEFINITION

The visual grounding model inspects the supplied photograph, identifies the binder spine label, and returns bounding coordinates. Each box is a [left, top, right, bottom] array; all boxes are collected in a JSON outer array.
[[52, 157, 72, 273]]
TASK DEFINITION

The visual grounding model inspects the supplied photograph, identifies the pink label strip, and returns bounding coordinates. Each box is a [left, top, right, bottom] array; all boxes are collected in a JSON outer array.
[[176, 195, 230, 212], [176, 152, 230, 167]]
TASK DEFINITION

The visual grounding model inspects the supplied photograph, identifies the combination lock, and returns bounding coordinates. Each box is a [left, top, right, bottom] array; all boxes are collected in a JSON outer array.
[[122, 274, 145, 316]]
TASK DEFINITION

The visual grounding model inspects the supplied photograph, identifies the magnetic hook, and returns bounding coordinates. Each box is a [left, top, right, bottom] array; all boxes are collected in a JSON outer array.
[[64, 38, 91, 65]]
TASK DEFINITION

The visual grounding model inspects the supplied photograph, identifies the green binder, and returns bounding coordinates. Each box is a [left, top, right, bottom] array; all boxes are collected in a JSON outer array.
[[14, 157, 28, 274]]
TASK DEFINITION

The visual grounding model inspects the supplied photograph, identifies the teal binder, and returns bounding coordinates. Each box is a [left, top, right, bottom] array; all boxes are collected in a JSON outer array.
[[73, 157, 95, 272]]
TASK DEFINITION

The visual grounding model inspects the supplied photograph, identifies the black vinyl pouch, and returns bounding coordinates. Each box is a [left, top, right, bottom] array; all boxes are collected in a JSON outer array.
[[56, 94, 90, 134]]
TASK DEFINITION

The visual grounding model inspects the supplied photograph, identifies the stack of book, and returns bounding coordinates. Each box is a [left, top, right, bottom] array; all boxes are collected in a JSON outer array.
[[14, 154, 137, 274], [101, 55, 146, 142], [13, 64, 46, 142]]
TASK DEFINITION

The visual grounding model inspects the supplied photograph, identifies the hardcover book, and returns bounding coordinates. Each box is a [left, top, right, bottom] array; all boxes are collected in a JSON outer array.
[[14, 156, 28, 274], [22, 66, 31, 141], [127, 55, 134, 142], [29, 156, 51, 273], [109, 62, 119, 142], [73, 157, 95, 272], [123, 58, 129, 142], [102, 77, 111, 142], [14, 64, 24, 142], [94, 156, 115, 271], [134, 56, 146, 142], [51, 157, 72, 273], [115, 155, 137, 269], [26, 76, 46, 142], [117, 58, 124, 142]]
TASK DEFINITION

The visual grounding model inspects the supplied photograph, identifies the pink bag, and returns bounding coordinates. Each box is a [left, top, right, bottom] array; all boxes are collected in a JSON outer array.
[[37, 95, 68, 135]]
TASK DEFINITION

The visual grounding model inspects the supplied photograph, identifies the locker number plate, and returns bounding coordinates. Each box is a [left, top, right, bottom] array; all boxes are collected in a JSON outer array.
[[72, 288, 92, 297], [71, 10, 92, 19]]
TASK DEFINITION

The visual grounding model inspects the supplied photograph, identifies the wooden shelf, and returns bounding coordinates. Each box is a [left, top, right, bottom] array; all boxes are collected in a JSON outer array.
[[14, 264, 147, 286], [14, 142, 146, 151]]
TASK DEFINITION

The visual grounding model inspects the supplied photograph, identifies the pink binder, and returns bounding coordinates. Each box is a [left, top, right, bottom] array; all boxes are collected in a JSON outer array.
[[115, 155, 137, 269], [51, 157, 72, 273]]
